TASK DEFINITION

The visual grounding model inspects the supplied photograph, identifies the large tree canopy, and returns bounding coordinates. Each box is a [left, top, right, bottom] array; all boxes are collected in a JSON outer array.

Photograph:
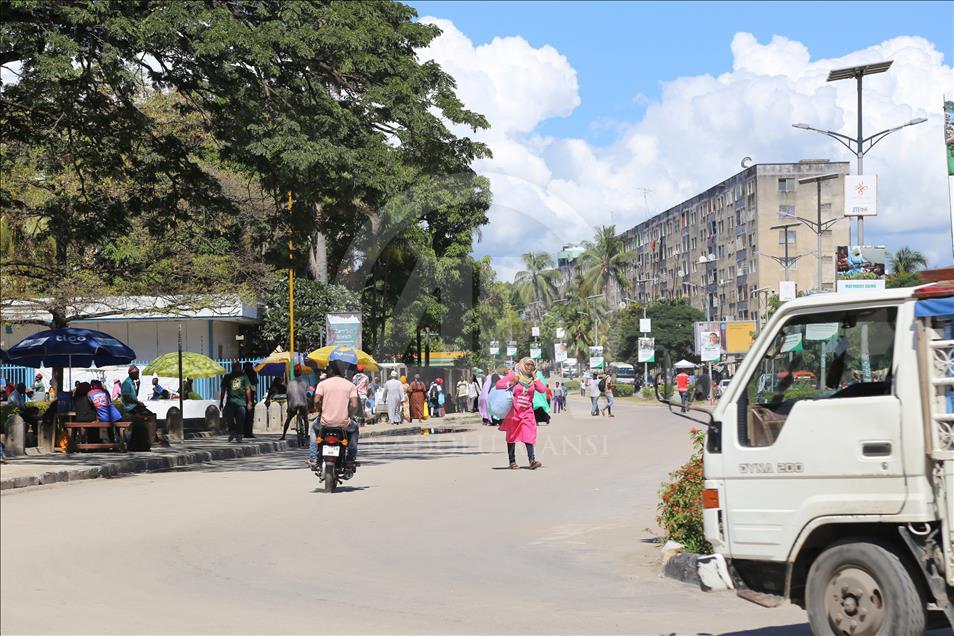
[[1, 0, 492, 356]]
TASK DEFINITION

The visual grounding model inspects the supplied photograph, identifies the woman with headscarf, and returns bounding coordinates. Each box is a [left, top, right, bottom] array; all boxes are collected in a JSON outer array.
[[383, 371, 404, 425], [400, 375, 410, 422], [408, 374, 427, 423], [496, 357, 547, 469]]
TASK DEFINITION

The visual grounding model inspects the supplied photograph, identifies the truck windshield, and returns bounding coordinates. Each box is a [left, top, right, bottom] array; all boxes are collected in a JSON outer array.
[[741, 305, 897, 447]]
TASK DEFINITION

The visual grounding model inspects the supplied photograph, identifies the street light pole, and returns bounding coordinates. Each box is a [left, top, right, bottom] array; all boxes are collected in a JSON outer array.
[[793, 61, 926, 247], [795, 173, 842, 292]]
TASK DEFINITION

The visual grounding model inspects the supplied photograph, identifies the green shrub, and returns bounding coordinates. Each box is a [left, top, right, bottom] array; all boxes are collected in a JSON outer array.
[[1, 400, 55, 422], [564, 380, 580, 391], [657, 429, 711, 554], [613, 384, 634, 397], [640, 386, 655, 400]]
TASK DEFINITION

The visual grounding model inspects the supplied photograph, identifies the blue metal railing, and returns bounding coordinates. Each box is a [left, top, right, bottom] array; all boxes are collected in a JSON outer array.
[[0, 357, 294, 402]]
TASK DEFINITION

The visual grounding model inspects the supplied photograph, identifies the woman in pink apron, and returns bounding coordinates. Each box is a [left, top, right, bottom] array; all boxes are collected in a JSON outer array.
[[496, 357, 547, 470]]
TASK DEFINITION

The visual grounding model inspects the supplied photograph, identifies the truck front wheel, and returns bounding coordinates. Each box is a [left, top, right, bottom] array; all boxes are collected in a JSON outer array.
[[806, 542, 924, 636]]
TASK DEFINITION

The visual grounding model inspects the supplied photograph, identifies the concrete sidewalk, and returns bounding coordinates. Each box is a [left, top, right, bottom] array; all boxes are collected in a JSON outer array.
[[1, 414, 483, 491]]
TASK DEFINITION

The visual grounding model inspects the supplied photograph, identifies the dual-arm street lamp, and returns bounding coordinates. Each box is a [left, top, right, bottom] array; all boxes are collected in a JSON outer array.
[[793, 60, 927, 245], [762, 222, 814, 282], [796, 173, 843, 292]]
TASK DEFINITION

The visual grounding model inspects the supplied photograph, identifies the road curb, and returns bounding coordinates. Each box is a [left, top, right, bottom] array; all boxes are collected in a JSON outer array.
[[663, 551, 701, 586], [1, 420, 483, 491]]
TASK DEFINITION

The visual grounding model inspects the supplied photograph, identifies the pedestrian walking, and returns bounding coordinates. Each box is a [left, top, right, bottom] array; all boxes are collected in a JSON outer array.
[[241, 361, 259, 438], [589, 374, 601, 416], [601, 373, 615, 417], [408, 374, 426, 423], [455, 377, 469, 413], [220, 363, 252, 442], [478, 368, 502, 425], [675, 369, 691, 413], [496, 357, 546, 469], [400, 375, 411, 422], [352, 364, 370, 424], [553, 382, 563, 412], [468, 375, 480, 412], [384, 371, 404, 425]]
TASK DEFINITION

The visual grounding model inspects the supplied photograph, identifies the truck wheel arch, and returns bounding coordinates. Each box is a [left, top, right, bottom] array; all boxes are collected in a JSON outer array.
[[788, 521, 930, 609]]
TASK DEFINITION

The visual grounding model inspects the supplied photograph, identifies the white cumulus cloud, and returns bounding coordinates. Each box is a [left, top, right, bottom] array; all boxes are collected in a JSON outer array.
[[418, 19, 954, 277]]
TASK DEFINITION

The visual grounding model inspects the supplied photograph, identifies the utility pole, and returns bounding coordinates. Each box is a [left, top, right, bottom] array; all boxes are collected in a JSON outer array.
[[288, 191, 295, 379], [795, 173, 842, 292]]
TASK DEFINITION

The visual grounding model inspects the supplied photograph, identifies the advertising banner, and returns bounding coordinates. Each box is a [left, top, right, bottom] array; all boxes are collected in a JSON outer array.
[[639, 318, 651, 333], [326, 313, 362, 349], [844, 175, 878, 216], [489, 340, 499, 355], [700, 331, 722, 362], [588, 345, 605, 370], [554, 343, 567, 363], [724, 321, 755, 354], [836, 245, 887, 277], [837, 279, 886, 293], [637, 337, 655, 363], [555, 327, 565, 339], [531, 326, 540, 337], [779, 280, 797, 302], [506, 341, 517, 357], [946, 100, 954, 258], [530, 346, 542, 360]]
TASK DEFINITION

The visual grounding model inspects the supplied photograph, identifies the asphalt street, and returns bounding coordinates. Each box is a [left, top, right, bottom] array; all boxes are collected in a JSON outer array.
[[1, 395, 811, 635]]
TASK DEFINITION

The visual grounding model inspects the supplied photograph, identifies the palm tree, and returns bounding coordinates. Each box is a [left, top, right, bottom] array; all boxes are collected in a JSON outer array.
[[514, 252, 560, 318], [580, 225, 636, 299], [889, 247, 927, 274]]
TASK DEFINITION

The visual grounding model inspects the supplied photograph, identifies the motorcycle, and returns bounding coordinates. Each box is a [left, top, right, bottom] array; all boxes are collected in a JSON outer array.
[[312, 425, 357, 493]]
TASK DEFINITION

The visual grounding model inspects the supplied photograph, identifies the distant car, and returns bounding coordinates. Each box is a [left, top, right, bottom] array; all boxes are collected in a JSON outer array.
[[716, 378, 732, 397]]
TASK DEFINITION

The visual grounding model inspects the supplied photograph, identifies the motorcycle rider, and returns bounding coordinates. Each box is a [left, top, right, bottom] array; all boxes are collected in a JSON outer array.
[[308, 358, 359, 470]]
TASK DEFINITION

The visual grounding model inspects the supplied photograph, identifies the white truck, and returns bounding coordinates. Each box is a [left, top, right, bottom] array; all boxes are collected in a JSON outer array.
[[659, 283, 954, 634]]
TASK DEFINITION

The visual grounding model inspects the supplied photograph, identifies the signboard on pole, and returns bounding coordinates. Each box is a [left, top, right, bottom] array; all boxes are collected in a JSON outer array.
[[637, 337, 655, 363], [554, 342, 567, 363], [531, 326, 540, 337], [555, 327, 565, 339], [836, 245, 887, 276], [837, 279, 886, 293], [946, 99, 954, 258], [639, 318, 651, 333], [530, 346, 542, 360], [489, 340, 499, 355], [844, 175, 878, 216], [326, 313, 362, 349], [779, 280, 797, 302], [588, 346, 605, 370], [506, 341, 517, 357], [700, 331, 722, 362]]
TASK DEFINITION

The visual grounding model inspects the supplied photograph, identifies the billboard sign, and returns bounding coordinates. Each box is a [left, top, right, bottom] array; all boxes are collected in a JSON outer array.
[[837, 279, 886, 293], [779, 280, 797, 302], [724, 321, 755, 354], [530, 346, 542, 359], [531, 326, 540, 337], [489, 340, 499, 355], [637, 337, 655, 363], [326, 313, 362, 349], [836, 245, 887, 277], [695, 320, 756, 355], [588, 346, 605, 370], [844, 175, 878, 216], [506, 341, 517, 357], [554, 342, 568, 363], [555, 327, 565, 339], [639, 318, 651, 333]]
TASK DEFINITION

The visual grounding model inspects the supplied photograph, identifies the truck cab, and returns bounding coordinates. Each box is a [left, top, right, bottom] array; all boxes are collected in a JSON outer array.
[[685, 284, 954, 634]]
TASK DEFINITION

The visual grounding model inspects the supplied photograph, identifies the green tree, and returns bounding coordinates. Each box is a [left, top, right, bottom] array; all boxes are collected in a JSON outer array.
[[580, 225, 636, 297], [886, 271, 925, 288], [251, 274, 361, 356], [513, 252, 560, 319], [889, 247, 927, 274], [645, 298, 705, 363]]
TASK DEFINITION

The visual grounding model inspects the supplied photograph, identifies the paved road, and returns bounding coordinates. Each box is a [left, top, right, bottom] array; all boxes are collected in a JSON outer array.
[[1, 396, 810, 635]]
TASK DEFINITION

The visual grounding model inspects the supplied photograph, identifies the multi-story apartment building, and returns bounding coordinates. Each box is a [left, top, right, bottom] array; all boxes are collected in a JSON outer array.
[[556, 242, 586, 283], [616, 160, 851, 321]]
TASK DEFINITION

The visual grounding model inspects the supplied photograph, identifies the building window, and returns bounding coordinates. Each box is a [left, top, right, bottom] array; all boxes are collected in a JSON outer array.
[[779, 205, 796, 218], [778, 229, 797, 245], [778, 178, 796, 192]]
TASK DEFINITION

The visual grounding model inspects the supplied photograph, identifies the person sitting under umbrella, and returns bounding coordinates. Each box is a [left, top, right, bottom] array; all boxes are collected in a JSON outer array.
[[121, 366, 157, 447]]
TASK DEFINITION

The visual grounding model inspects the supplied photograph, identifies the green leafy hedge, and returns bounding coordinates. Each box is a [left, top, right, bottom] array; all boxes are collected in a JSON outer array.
[[657, 429, 711, 553], [613, 384, 634, 397]]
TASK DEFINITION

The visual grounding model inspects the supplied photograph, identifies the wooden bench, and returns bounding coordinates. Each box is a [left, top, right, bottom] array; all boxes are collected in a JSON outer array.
[[65, 422, 130, 453]]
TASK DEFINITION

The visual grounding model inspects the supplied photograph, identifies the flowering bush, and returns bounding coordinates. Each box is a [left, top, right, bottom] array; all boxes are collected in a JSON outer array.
[[657, 428, 712, 554]]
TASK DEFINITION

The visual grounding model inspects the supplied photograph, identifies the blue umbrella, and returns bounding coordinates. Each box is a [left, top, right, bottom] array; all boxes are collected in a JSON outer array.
[[6, 328, 136, 368]]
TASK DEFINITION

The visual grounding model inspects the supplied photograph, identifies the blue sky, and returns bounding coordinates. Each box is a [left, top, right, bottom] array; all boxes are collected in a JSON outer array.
[[410, 1, 954, 273], [411, 1, 953, 144]]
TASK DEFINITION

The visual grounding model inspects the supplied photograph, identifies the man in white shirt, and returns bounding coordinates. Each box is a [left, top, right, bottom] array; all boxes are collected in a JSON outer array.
[[589, 375, 601, 416]]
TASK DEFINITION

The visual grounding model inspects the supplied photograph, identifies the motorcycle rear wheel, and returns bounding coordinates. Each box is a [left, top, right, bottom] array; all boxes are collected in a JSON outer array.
[[323, 465, 336, 493]]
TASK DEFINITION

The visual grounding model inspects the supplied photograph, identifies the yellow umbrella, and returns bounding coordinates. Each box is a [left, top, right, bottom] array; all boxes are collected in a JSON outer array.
[[307, 345, 379, 372]]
